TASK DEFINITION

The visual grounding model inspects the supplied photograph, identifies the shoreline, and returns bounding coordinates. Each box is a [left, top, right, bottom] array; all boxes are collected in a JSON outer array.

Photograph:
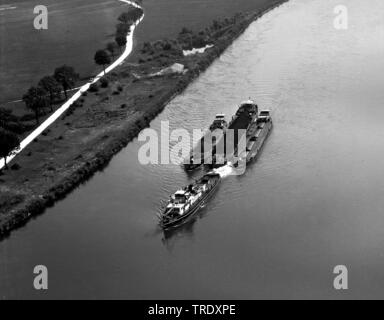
[[0, 0, 288, 238]]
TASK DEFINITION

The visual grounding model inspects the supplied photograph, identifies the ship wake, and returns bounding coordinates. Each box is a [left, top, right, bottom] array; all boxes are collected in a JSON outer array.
[[213, 163, 235, 178]]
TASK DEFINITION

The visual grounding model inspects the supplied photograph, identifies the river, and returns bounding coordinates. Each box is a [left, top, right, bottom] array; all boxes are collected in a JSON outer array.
[[2, 0, 384, 299]]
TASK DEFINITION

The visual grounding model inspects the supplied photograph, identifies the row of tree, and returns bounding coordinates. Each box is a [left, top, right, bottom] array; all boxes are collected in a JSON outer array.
[[22, 65, 79, 125], [1, 65, 79, 169], [93, 6, 144, 74]]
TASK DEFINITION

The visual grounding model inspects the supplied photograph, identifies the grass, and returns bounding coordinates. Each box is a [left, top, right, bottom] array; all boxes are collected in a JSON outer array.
[[0, 0, 127, 105]]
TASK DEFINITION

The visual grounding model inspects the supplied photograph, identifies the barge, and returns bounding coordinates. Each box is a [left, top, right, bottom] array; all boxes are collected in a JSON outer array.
[[244, 110, 272, 163], [184, 100, 259, 171], [184, 114, 228, 171]]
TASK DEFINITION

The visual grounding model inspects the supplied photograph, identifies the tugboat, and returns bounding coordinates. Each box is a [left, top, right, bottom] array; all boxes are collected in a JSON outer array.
[[160, 172, 221, 229]]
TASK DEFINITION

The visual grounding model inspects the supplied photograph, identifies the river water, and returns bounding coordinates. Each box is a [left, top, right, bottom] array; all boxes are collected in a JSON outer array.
[[2, 0, 384, 299]]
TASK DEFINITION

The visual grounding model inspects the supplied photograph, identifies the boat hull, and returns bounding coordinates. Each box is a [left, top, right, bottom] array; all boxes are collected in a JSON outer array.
[[246, 119, 273, 163], [160, 177, 220, 229]]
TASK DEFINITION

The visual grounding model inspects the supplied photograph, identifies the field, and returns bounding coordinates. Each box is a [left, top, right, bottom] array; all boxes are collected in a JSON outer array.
[[0, 0, 127, 106]]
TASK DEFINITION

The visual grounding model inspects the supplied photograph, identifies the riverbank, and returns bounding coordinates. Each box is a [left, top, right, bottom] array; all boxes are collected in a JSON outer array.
[[0, 0, 288, 237]]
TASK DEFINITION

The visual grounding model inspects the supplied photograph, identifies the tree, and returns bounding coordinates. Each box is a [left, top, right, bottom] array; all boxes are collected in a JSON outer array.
[[116, 23, 131, 36], [118, 12, 134, 25], [128, 7, 144, 21], [212, 19, 221, 30], [22, 86, 48, 125], [180, 27, 192, 35], [115, 34, 127, 51], [106, 42, 117, 59], [0, 129, 20, 169], [94, 50, 111, 75], [54, 65, 79, 100], [117, 7, 143, 26], [0, 108, 16, 129], [38, 76, 61, 112]]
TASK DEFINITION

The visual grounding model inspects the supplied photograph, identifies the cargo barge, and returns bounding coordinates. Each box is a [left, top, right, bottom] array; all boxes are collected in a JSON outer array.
[[184, 114, 228, 171], [184, 100, 259, 171], [244, 110, 272, 163]]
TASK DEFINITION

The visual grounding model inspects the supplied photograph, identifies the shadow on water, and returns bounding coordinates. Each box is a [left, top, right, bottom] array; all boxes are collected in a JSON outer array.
[[161, 219, 196, 251], [159, 183, 222, 250]]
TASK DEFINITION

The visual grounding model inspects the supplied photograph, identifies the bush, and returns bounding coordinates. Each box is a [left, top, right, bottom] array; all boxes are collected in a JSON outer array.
[[19, 113, 36, 122], [0, 107, 17, 127], [191, 35, 207, 48], [180, 27, 192, 35], [141, 42, 152, 54], [10, 163, 20, 170], [163, 42, 172, 51], [89, 83, 99, 92], [116, 23, 130, 36], [100, 78, 109, 88], [4, 121, 34, 134]]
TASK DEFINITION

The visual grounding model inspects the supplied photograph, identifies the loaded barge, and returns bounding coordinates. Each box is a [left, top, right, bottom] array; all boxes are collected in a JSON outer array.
[[229, 108, 272, 167], [184, 114, 228, 171], [243, 110, 272, 164], [184, 100, 271, 170]]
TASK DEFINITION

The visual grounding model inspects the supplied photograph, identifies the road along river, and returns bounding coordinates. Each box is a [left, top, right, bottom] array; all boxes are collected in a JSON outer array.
[[2, 0, 384, 299]]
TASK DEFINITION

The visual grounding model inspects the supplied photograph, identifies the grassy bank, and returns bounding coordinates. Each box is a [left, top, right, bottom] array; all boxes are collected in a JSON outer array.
[[0, 0, 288, 237]]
